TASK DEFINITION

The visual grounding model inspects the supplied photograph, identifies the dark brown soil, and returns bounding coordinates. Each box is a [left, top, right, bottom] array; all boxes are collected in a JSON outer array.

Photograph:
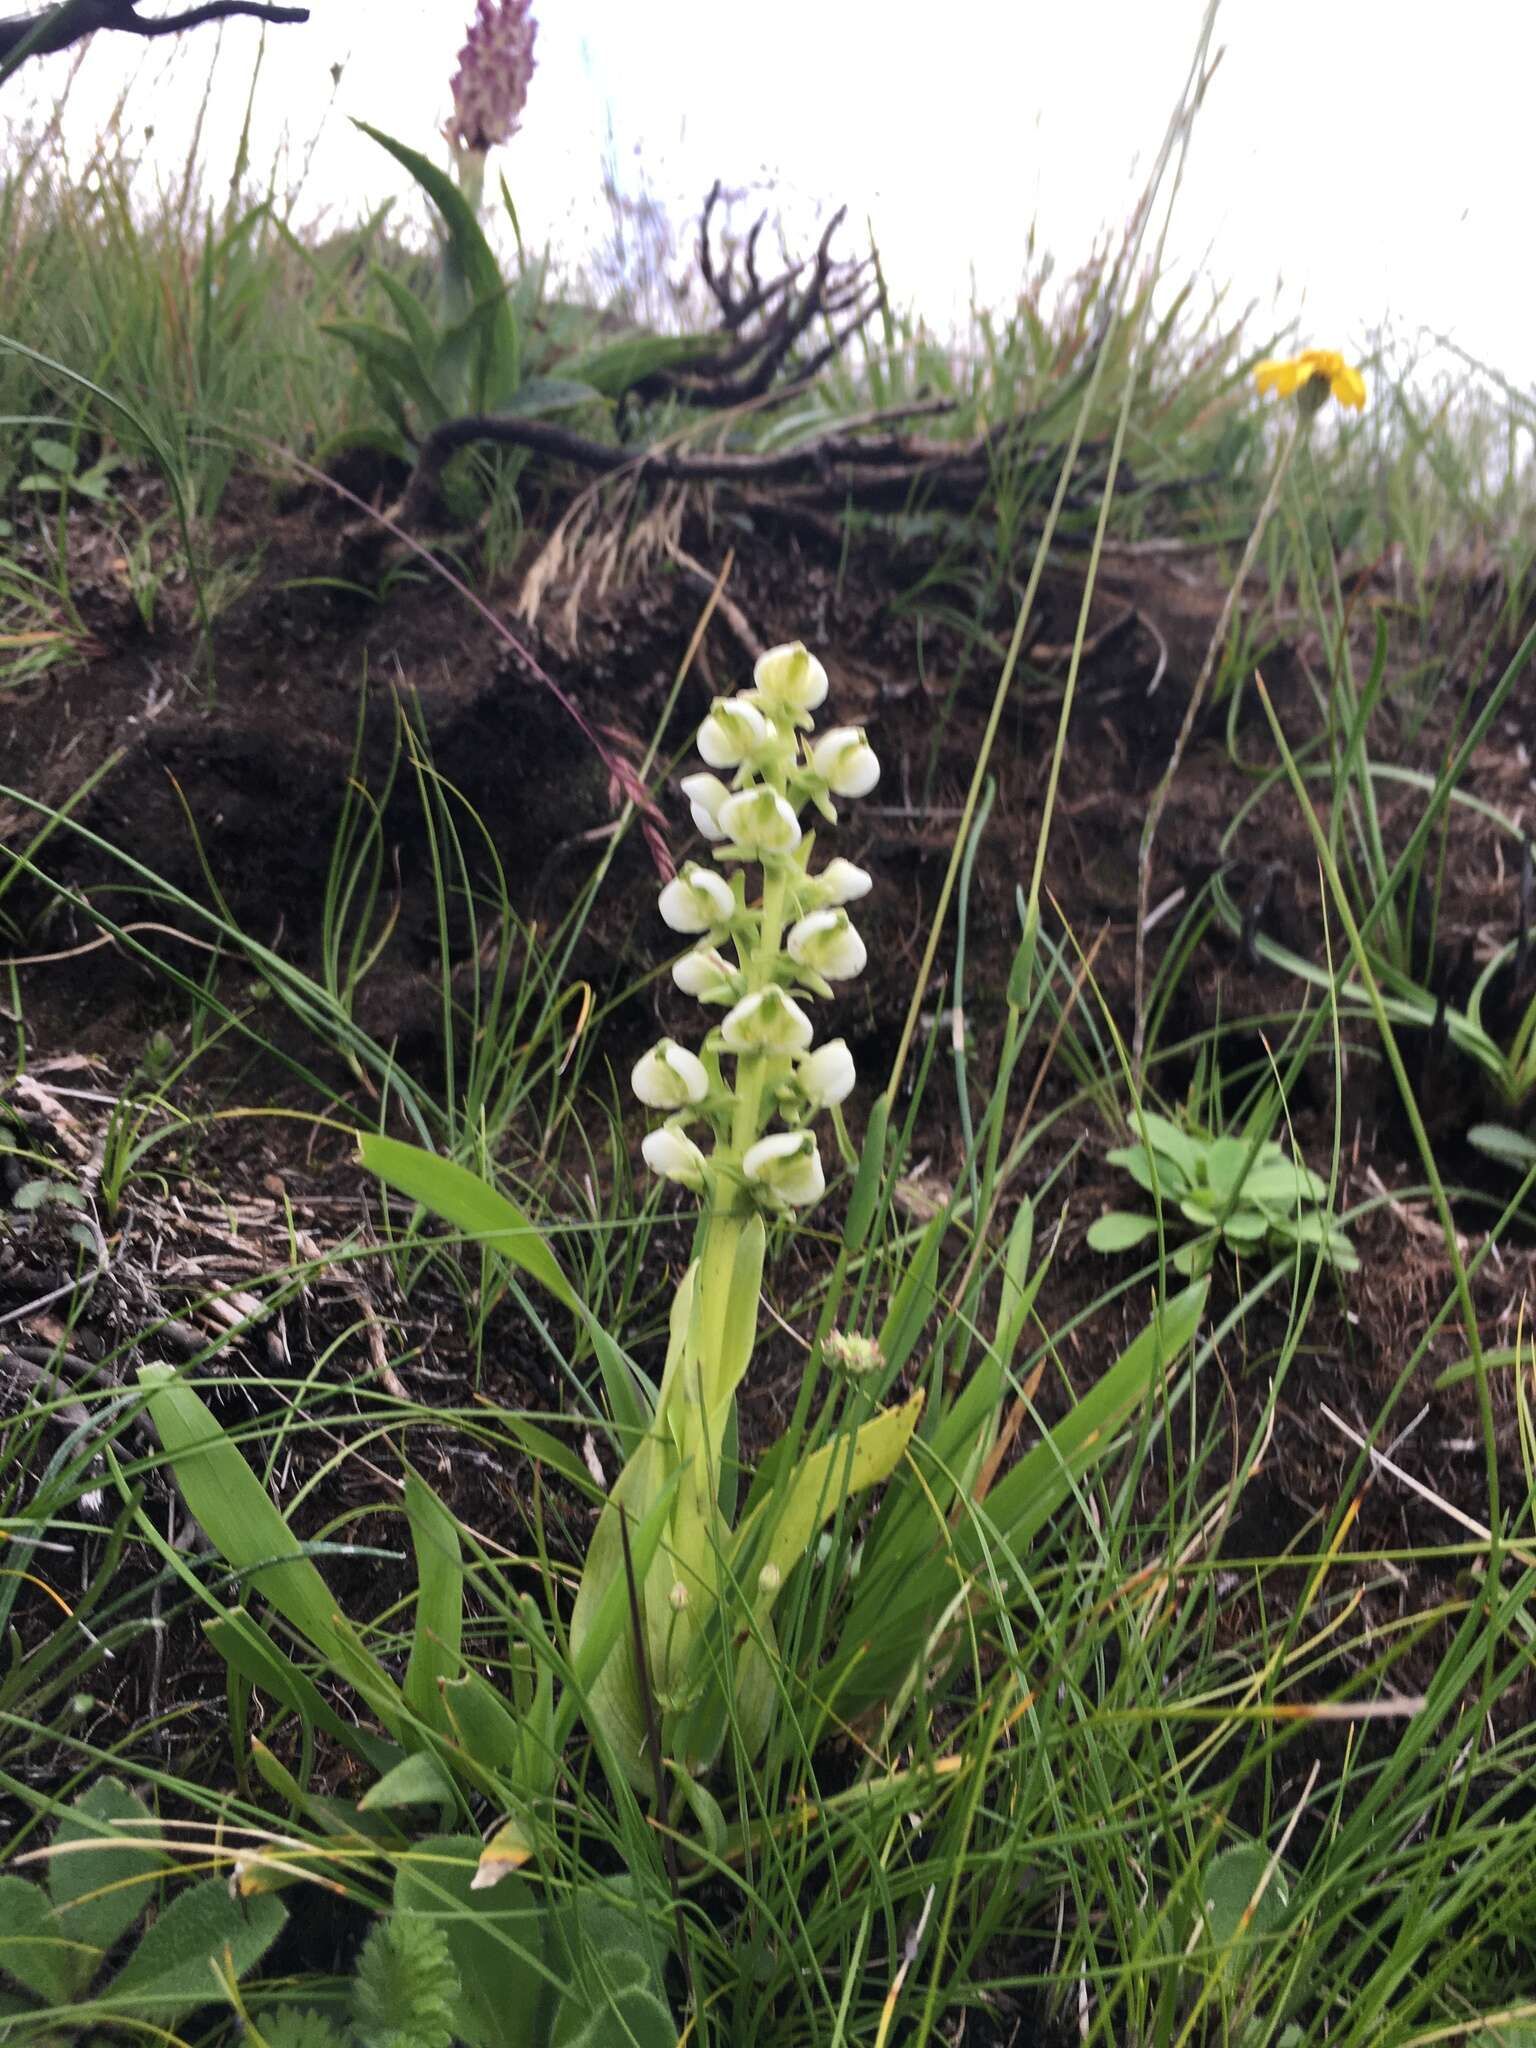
[[4, 467, 1536, 2005]]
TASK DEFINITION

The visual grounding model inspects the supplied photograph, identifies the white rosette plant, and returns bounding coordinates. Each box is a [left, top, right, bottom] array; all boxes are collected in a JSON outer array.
[[569, 641, 923, 1793]]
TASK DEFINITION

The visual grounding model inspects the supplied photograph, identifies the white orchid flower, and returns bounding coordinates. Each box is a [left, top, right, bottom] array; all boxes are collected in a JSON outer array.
[[796, 1037, 856, 1109], [721, 987, 814, 1056], [718, 786, 802, 858], [658, 864, 735, 934], [642, 1126, 708, 1189], [631, 1038, 710, 1110], [697, 694, 769, 770], [810, 726, 880, 799], [787, 908, 867, 981], [672, 945, 741, 1001], [743, 1129, 825, 1208], [818, 857, 873, 904], [753, 641, 829, 713], [680, 772, 732, 840]]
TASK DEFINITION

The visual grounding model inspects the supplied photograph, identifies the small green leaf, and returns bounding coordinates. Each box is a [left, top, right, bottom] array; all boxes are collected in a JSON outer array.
[[103, 1877, 285, 2015], [1469, 1122, 1536, 1168], [842, 1093, 889, 1253], [49, 1777, 167, 1994], [1086, 1211, 1159, 1253], [0, 1872, 74, 2003], [359, 1750, 456, 1812], [1197, 1842, 1289, 1953]]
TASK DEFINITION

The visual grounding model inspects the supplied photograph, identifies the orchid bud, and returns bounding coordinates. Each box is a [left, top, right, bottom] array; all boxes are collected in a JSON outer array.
[[448, 0, 537, 155], [672, 945, 741, 1002], [810, 726, 880, 799], [680, 772, 732, 840], [743, 1129, 826, 1208], [721, 988, 814, 1056], [796, 1037, 856, 1109], [641, 1126, 708, 1189], [823, 1329, 884, 1376], [632, 1038, 709, 1110], [753, 641, 828, 713], [787, 909, 867, 981], [697, 695, 769, 770], [818, 857, 873, 904], [658, 863, 735, 934], [718, 786, 803, 858]]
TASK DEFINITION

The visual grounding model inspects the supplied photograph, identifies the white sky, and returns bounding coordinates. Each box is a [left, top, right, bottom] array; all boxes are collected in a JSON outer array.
[[8, 1, 1535, 387]]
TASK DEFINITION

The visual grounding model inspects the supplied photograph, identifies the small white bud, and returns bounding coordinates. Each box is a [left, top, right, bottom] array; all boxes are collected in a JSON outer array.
[[718, 786, 803, 858], [632, 1038, 710, 1110], [641, 1126, 708, 1189], [818, 857, 874, 905], [753, 641, 828, 712], [743, 1129, 826, 1209], [680, 772, 731, 840], [658, 863, 735, 934], [797, 1037, 856, 1109], [787, 908, 867, 981], [672, 945, 740, 1002], [697, 695, 769, 770], [757, 1563, 782, 1596], [810, 726, 880, 799], [668, 1581, 690, 1611], [721, 988, 814, 1057]]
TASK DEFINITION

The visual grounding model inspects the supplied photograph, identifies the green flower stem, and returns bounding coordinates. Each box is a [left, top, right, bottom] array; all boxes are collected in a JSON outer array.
[[730, 862, 790, 1161]]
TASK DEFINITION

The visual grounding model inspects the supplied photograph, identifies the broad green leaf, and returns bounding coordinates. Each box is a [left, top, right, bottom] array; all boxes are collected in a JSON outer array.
[[842, 1093, 889, 1253], [569, 328, 721, 397], [1106, 1143, 1178, 1198], [559, 1459, 683, 1765], [394, 1836, 542, 2048], [437, 1670, 523, 1777], [0, 1873, 74, 2003], [714, 1216, 766, 1426], [138, 1367, 402, 1730], [353, 125, 515, 398], [1218, 1208, 1269, 1244], [1135, 1112, 1203, 1179], [104, 1877, 285, 2015], [49, 1778, 167, 1994], [545, 1883, 673, 2048], [732, 1392, 924, 1601], [207, 1613, 399, 1771], [320, 318, 446, 425], [1086, 1211, 1159, 1253], [877, 1210, 948, 1379], [402, 1469, 464, 1735], [1203, 1136, 1251, 1201], [370, 265, 439, 368], [493, 374, 603, 417], [359, 1133, 576, 1310], [1243, 1157, 1327, 1206]]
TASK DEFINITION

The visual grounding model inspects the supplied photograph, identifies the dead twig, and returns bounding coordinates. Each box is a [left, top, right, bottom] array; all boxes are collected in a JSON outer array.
[[0, 0, 307, 72]]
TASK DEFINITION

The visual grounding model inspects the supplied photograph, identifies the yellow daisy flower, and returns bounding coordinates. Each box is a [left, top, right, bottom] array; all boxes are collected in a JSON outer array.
[[1253, 348, 1367, 412]]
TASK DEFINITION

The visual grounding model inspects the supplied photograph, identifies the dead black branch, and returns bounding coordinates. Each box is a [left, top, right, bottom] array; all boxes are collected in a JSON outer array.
[[0, 0, 308, 71]]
